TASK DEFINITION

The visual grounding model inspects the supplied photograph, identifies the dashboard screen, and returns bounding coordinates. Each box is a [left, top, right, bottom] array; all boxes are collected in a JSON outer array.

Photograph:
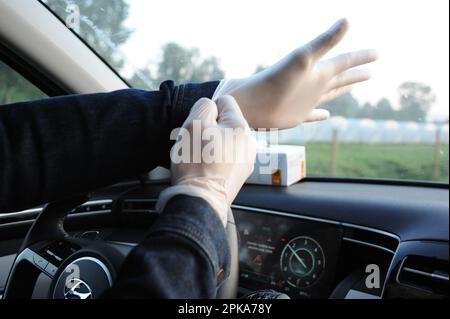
[[234, 210, 343, 299]]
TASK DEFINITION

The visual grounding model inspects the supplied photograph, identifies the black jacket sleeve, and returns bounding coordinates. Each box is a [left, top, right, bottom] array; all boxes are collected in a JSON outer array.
[[0, 81, 219, 213], [105, 195, 230, 299]]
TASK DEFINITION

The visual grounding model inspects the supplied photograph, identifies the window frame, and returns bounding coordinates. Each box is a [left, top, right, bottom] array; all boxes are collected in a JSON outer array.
[[0, 42, 68, 99], [38, 0, 132, 90]]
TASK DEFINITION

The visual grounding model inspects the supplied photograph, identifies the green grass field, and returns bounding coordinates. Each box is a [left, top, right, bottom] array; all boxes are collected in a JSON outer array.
[[282, 142, 449, 183]]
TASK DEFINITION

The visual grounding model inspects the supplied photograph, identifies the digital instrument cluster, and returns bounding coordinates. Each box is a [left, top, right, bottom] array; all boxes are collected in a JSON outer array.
[[234, 210, 343, 299]]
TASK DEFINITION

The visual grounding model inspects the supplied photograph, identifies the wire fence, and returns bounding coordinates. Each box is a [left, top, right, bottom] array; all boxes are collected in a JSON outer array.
[[255, 118, 449, 181]]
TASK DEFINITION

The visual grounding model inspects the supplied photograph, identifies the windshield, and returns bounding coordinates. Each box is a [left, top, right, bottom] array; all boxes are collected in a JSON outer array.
[[42, 0, 449, 183]]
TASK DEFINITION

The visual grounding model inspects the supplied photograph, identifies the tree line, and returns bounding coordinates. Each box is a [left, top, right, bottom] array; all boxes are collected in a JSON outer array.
[[322, 81, 436, 122]]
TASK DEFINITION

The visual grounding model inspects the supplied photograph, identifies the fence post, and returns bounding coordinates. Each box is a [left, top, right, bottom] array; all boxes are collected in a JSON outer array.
[[331, 129, 339, 176], [433, 127, 442, 181]]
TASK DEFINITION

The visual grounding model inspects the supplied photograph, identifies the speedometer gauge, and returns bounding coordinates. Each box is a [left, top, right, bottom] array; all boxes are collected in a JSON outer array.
[[280, 236, 325, 289]]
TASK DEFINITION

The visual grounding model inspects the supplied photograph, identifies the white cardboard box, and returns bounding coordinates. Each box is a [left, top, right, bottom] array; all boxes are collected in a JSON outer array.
[[246, 144, 306, 186]]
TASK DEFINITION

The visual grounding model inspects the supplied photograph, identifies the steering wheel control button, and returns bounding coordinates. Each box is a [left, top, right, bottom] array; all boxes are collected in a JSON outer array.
[[52, 256, 112, 299], [44, 263, 58, 277], [33, 254, 49, 270], [40, 241, 82, 266]]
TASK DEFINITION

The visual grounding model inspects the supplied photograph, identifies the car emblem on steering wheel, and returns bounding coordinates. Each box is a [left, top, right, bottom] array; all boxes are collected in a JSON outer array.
[[64, 278, 93, 299]]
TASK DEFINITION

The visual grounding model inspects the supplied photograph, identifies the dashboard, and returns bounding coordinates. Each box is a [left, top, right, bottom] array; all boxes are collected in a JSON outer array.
[[0, 181, 448, 299]]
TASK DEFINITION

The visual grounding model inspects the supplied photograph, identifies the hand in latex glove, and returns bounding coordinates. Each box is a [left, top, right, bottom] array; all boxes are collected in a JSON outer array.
[[156, 96, 256, 226], [213, 19, 378, 129]]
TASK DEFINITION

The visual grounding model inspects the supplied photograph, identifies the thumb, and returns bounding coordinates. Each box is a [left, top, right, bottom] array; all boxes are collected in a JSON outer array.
[[216, 95, 250, 130], [185, 98, 218, 128]]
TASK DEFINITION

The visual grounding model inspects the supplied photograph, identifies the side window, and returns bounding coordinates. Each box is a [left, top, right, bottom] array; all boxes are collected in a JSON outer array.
[[0, 61, 47, 105]]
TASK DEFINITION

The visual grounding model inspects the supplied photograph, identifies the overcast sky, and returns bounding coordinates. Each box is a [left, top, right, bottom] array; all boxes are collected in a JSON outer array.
[[121, 0, 449, 120]]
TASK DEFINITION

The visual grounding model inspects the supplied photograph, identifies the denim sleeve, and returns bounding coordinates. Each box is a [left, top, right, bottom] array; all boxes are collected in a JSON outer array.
[[104, 195, 230, 299], [0, 81, 219, 213]]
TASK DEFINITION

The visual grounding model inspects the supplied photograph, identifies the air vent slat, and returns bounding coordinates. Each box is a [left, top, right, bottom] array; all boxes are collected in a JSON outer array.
[[69, 200, 112, 215], [397, 256, 449, 296], [122, 200, 157, 213], [403, 267, 449, 282]]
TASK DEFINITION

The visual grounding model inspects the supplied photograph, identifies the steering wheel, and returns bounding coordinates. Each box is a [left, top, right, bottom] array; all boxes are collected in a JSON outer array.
[[3, 195, 239, 299]]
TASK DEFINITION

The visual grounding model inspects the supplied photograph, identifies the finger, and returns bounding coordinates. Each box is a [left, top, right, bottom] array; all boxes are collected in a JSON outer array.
[[303, 109, 331, 123], [184, 97, 218, 127], [216, 95, 250, 130], [327, 68, 371, 91], [318, 85, 353, 105], [307, 18, 349, 61], [324, 49, 378, 75]]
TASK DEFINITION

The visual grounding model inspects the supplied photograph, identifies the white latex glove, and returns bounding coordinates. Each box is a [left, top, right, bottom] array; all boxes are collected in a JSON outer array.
[[213, 19, 378, 129], [156, 96, 256, 226]]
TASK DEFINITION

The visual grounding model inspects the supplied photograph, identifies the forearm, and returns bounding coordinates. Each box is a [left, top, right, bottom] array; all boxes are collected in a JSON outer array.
[[104, 195, 230, 299], [0, 81, 219, 213]]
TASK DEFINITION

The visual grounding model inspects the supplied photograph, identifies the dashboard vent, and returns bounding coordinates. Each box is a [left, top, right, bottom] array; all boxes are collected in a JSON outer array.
[[69, 200, 112, 215], [122, 199, 157, 213], [397, 256, 449, 296]]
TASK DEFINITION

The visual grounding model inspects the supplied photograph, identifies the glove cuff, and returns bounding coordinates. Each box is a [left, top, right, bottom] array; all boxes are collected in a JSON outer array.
[[212, 79, 243, 101], [156, 183, 228, 227]]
